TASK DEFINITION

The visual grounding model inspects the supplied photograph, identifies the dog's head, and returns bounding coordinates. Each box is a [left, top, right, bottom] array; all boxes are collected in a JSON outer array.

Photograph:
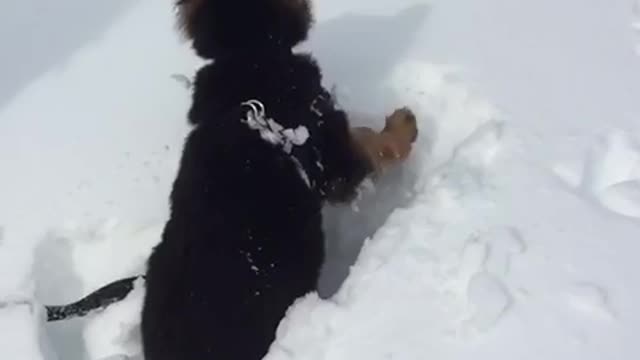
[[175, 0, 313, 59]]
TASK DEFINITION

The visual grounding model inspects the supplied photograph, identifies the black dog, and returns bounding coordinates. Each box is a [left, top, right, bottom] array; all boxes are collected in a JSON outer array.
[[140, 1, 380, 360]]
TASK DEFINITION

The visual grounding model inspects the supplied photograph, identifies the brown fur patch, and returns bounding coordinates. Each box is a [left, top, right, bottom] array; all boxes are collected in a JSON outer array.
[[352, 107, 418, 174], [175, 0, 205, 40]]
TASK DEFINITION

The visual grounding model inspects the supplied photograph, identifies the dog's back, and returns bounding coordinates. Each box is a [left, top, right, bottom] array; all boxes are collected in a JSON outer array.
[[141, 1, 372, 359]]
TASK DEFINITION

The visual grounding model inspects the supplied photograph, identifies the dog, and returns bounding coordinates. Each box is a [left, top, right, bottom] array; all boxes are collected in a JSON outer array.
[[139, 1, 418, 360]]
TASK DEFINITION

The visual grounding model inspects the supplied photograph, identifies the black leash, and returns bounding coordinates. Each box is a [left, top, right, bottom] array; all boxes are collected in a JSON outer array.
[[45, 275, 145, 322]]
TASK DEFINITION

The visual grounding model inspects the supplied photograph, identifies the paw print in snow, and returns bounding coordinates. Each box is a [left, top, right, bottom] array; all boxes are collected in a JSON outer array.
[[458, 227, 527, 333], [554, 129, 640, 219], [584, 130, 640, 218], [565, 282, 616, 321]]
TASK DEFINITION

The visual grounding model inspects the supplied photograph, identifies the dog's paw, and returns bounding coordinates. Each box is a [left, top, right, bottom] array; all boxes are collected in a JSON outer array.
[[351, 107, 418, 175], [378, 107, 418, 166], [384, 107, 418, 144]]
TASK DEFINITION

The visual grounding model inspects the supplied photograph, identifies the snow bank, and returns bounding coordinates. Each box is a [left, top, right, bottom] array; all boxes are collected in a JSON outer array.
[[0, 301, 50, 360]]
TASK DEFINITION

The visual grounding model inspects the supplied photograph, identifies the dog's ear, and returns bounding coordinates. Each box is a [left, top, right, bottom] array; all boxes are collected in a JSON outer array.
[[175, 0, 204, 42], [175, 0, 313, 59]]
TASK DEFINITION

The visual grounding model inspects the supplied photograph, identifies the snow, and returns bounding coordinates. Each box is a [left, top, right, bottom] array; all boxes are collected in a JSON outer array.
[[83, 278, 144, 360], [1, 0, 640, 360], [0, 301, 49, 360]]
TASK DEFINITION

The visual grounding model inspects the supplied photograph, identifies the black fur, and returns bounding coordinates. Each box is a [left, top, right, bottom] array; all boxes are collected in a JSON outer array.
[[177, 0, 313, 59], [141, 1, 373, 360]]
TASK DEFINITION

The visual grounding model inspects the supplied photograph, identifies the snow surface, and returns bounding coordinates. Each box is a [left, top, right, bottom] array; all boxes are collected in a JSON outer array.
[[1, 0, 640, 359]]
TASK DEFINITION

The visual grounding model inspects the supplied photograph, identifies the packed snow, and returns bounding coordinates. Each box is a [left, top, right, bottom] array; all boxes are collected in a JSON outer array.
[[1, 0, 639, 359]]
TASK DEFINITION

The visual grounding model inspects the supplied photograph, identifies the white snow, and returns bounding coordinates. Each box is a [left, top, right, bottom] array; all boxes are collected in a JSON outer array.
[[466, 271, 512, 332], [83, 278, 145, 360], [0, 301, 49, 360], [2, 0, 640, 359]]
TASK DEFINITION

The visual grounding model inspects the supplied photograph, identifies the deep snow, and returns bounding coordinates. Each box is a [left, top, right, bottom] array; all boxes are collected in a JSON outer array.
[[1, 0, 640, 359]]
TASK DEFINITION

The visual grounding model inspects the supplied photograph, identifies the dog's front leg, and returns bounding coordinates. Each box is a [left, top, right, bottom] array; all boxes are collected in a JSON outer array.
[[317, 107, 418, 204]]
